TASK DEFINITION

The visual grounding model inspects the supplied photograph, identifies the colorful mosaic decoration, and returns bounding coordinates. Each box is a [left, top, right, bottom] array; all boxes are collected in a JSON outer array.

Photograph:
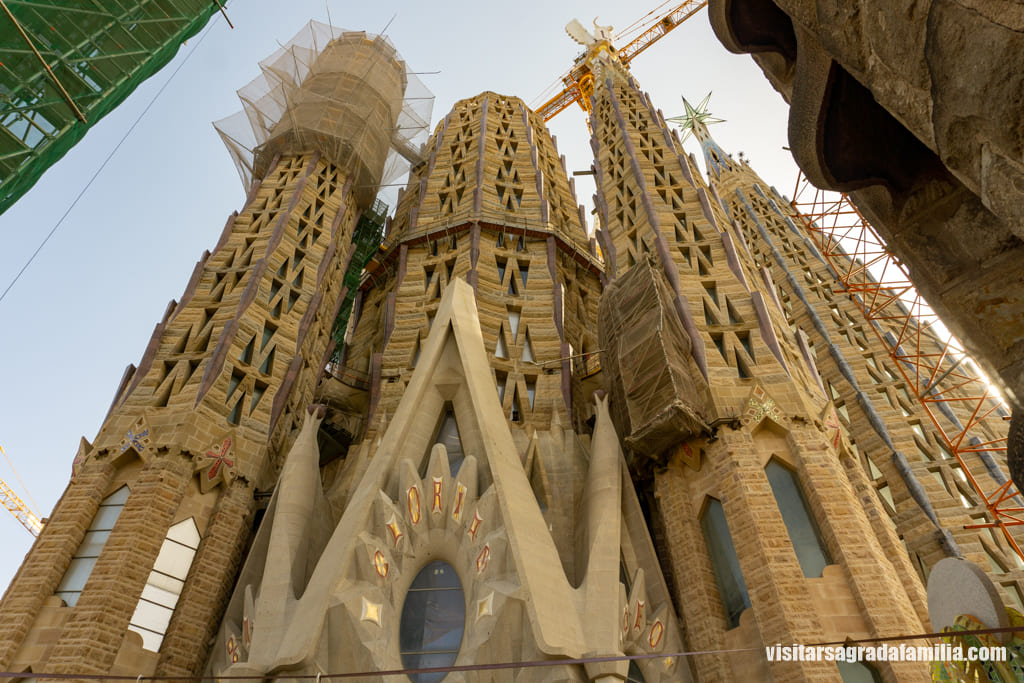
[[360, 597, 382, 626], [823, 405, 842, 448], [743, 386, 782, 426], [452, 483, 467, 522], [468, 511, 483, 540], [931, 608, 1024, 682], [118, 418, 152, 454], [407, 485, 421, 524], [677, 441, 701, 471], [373, 550, 389, 579], [476, 592, 494, 621], [226, 634, 240, 663], [196, 436, 235, 493], [432, 477, 443, 513], [476, 544, 491, 574], [649, 619, 664, 648], [633, 600, 646, 633], [385, 515, 403, 546]]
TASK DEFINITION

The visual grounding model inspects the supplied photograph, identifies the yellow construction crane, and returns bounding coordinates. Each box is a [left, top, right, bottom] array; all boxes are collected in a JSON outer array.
[[535, 1, 708, 121], [0, 445, 43, 537]]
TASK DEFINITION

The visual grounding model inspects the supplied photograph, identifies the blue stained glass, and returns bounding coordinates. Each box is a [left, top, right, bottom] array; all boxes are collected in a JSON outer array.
[[765, 460, 832, 578], [700, 498, 751, 629], [433, 412, 464, 474], [400, 561, 465, 683]]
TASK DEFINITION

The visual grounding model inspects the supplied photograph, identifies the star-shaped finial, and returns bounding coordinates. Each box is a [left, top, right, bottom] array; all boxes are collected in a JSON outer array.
[[666, 93, 725, 142]]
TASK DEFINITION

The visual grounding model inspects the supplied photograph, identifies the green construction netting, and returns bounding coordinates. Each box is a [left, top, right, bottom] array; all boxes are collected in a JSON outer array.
[[0, 1, 222, 215], [330, 197, 388, 362]]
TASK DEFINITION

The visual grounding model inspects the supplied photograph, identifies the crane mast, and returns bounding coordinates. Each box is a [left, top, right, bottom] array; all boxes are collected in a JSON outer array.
[[535, 1, 708, 121]]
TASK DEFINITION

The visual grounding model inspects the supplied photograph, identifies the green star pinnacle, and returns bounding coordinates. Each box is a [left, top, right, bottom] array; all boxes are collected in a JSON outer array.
[[666, 93, 725, 142]]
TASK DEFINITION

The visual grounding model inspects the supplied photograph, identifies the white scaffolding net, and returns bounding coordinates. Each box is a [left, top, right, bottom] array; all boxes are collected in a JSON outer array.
[[215, 21, 433, 208]]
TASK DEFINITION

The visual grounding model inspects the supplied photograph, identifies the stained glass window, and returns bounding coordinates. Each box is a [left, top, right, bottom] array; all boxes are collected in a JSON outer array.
[[433, 411, 464, 474], [56, 485, 129, 606], [127, 518, 200, 651], [400, 561, 465, 682], [765, 460, 831, 578], [627, 661, 646, 682], [700, 497, 750, 628]]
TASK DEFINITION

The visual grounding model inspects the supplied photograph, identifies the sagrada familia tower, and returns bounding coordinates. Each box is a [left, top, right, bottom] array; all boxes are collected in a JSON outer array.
[[0, 16, 1018, 683]]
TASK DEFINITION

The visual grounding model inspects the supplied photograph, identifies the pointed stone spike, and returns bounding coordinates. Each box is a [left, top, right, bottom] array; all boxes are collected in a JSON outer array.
[[72, 436, 94, 476], [626, 566, 648, 645], [250, 403, 325, 659], [549, 408, 564, 449], [582, 391, 626, 673], [522, 430, 538, 471], [242, 584, 256, 654]]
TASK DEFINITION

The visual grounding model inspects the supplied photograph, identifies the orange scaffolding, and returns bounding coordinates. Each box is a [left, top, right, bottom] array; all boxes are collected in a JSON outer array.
[[790, 174, 1023, 561]]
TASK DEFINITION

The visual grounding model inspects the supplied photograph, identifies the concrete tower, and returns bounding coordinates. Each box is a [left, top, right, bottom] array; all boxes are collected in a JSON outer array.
[[0, 26, 417, 678], [582, 27, 929, 681]]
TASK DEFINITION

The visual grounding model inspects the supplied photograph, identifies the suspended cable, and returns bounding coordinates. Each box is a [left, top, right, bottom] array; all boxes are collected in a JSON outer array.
[[0, 9, 227, 306], [1, 620, 1022, 680]]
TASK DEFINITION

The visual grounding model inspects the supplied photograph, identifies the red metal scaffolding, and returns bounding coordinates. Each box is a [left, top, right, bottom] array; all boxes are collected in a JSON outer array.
[[790, 174, 1023, 561]]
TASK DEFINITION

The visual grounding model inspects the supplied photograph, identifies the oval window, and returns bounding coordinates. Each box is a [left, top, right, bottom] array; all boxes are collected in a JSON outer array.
[[399, 561, 465, 682]]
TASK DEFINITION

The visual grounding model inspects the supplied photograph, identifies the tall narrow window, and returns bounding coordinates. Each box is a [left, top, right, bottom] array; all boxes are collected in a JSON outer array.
[[495, 327, 509, 359], [128, 518, 200, 651], [700, 498, 750, 628], [495, 370, 508, 403], [507, 309, 520, 342], [56, 485, 130, 606], [510, 386, 522, 423], [521, 333, 535, 363], [432, 410, 464, 474], [626, 661, 646, 682], [400, 561, 465, 683], [765, 459, 832, 578], [525, 377, 537, 410]]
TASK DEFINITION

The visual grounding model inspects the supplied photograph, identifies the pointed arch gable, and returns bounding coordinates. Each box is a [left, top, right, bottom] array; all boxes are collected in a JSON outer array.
[[265, 278, 583, 667]]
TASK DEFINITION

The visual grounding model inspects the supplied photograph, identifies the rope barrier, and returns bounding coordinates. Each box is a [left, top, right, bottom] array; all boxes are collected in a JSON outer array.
[[2, 624, 1022, 680]]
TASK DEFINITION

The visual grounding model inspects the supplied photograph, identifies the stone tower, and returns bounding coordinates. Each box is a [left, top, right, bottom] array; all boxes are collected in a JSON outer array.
[[0, 26, 419, 678], [582, 28, 930, 681], [3, 15, 1020, 683], [203, 91, 690, 682], [694, 102, 1024, 612]]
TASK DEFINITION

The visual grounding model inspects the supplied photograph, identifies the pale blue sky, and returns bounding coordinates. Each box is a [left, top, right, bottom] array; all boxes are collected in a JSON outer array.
[[0, 0, 797, 592]]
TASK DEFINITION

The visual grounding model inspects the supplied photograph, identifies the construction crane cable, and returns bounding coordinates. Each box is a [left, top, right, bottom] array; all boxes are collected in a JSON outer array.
[[615, 0, 676, 42], [0, 11, 224, 307]]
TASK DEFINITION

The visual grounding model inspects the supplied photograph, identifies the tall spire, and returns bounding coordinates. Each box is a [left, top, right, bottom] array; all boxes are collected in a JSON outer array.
[[667, 94, 734, 177]]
